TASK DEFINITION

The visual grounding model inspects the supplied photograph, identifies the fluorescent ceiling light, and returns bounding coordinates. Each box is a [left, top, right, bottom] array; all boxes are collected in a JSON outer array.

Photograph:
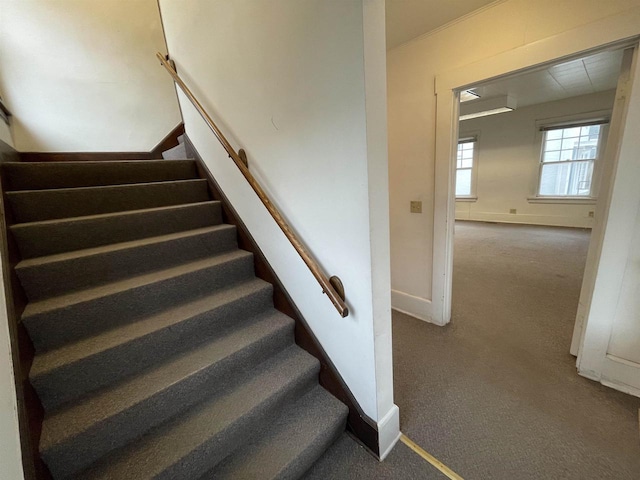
[[460, 90, 480, 102], [460, 107, 514, 121], [459, 95, 516, 121]]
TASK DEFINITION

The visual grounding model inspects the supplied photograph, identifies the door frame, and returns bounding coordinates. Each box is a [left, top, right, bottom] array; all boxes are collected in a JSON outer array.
[[430, 12, 640, 327], [575, 46, 640, 396], [570, 46, 638, 357]]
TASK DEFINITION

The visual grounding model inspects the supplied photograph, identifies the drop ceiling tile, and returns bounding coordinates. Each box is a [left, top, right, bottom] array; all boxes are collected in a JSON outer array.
[[464, 48, 623, 108]]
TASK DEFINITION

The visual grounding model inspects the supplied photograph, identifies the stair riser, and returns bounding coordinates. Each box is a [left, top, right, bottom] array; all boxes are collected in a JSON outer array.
[[8, 179, 210, 223], [158, 370, 319, 480], [260, 411, 346, 480], [3, 160, 198, 191], [202, 387, 348, 480], [11, 201, 222, 258], [17, 226, 238, 301], [43, 322, 297, 478], [33, 285, 274, 411], [5, 158, 346, 480], [24, 254, 255, 352]]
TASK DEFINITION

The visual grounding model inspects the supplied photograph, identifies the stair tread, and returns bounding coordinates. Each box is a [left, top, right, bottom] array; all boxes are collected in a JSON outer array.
[[7, 177, 209, 222], [2, 160, 199, 190], [2, 158, 194, 166], [206, 386, 348, 480], [8, 159, 345, 479], [40, 310, 296, 451], [6, 177, 206, 196], [2, 160, 196, 166], [10, 200, 219, 229], [30, 278, 271, 380], [9, 201, 223, 259], [80, 345, 319, 480], [17, 224, 234, 269], [23, 250, 252, 319]]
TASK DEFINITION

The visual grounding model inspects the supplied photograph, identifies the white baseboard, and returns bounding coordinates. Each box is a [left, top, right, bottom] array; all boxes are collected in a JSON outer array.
[[577, 366, 599, 382], [377, 404, 400, 461], [578, 364, 640, 398], [391, 289, 445, 325], [600, 378, 640, 398], [455, 211, 594, 228]]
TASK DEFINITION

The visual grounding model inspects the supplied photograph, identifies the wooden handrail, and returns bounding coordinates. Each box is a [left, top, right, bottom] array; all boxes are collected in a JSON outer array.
[[157, 52, 349, 318], [0, 96, 11, 125]]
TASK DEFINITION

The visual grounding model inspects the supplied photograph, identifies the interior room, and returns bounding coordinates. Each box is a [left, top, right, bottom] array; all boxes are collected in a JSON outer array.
[[454, 49, 622, 227], [391, 47, 640, 478]]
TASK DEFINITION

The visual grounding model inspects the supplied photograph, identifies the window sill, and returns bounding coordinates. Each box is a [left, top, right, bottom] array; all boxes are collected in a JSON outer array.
[[456, 196, 477, 202], [527, 196, 597, 205]]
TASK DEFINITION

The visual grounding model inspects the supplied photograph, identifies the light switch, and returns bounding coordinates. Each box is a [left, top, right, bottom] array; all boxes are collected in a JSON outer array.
[[410, 201, 422, 213]]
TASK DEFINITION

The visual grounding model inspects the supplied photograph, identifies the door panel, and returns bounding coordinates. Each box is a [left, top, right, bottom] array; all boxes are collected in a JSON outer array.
[[576, 46, 640, 397]]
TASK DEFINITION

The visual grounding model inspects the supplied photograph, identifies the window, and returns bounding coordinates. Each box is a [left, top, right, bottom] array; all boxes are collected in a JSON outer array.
[[456, 138, 476, 197], [538, 122, 605, 197]]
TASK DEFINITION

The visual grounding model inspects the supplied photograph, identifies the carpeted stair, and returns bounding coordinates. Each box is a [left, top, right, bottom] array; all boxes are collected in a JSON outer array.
[[2, 158, 348, 479]]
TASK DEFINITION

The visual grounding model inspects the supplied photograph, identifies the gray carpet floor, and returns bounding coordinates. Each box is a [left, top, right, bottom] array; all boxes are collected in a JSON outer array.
[[304, 434, 446, 479], [393, 221, 640, 479]]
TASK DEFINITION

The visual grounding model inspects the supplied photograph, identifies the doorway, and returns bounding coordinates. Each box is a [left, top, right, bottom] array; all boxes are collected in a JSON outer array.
[[391, 45, 640, 478], [451, 47, 624, 365], [432, 40, 639, 368]]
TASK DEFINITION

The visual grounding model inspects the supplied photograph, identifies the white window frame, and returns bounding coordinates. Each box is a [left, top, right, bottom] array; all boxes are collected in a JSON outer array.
[[455, 135, 478, 200], [532, 117, 608, 202]]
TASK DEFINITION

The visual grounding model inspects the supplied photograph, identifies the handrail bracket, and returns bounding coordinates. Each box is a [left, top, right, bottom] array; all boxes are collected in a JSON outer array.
[[329, 276, 346, 302]]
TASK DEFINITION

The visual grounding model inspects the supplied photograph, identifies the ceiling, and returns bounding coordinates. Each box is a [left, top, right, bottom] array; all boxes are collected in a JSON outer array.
[[465, 49, 624, 109], [383, 2, 623, 110], [385, 0, 497, 50]]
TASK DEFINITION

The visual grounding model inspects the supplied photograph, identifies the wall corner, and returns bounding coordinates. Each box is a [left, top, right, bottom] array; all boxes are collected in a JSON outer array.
[[377, 403, 401, 461]]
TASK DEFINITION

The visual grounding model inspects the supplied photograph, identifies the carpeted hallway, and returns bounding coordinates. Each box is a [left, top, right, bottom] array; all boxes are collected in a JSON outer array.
[[393, 221, 640, 479]]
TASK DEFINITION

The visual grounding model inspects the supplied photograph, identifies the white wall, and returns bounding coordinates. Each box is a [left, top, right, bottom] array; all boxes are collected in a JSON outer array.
[[0, 65, 21, 477], [0, 0, 182, 152], [387, 0, 640, 323], [158, 0, 398, 457], [456, 91, 616, 228], [0, 59, 22, 480], [0, 253, 24, 480]]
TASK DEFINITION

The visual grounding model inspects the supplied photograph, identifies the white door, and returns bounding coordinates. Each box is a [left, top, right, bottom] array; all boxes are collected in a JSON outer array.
[[575, 46, 640, 397]]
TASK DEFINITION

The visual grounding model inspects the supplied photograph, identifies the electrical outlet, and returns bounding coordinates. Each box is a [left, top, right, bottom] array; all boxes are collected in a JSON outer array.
[[410, 201, 422, 213], [509, 208, 517, 214], [588, 211, 595, 218]]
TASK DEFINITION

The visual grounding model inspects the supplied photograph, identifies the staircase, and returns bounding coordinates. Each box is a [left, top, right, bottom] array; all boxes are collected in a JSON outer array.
[[2, 157, 348, 479]]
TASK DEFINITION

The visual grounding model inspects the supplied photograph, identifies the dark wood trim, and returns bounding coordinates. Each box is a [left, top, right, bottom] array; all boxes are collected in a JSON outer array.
[[19, 124, 185, 163], [149, 123, 185, 157], [184, 136, 380, 458], [0, 161, 51, 479], [20, 152, 160, 162]]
